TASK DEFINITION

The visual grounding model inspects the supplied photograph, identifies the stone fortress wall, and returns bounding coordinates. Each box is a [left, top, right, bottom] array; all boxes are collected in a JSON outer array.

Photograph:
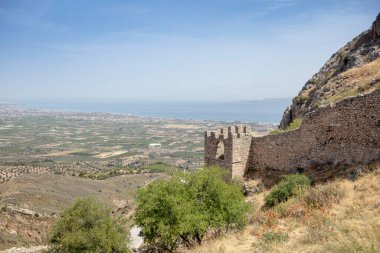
[[204, 89, 380, 182]]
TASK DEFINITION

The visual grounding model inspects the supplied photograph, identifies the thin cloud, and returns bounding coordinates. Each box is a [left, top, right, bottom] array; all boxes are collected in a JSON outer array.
[[0, 1, 379, 102], [0, 5, 70, 32]]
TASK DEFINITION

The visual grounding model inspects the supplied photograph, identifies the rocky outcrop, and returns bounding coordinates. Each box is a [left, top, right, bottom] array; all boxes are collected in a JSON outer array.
[[351, 13, 380, 50], [280, 12, 380, 129], [0, 246, 48, 253]]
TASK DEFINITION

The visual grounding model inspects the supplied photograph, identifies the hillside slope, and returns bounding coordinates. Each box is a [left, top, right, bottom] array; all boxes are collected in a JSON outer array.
[[280, 12, 380, 128], [185, 163, 380, 253], [0, 173, 162, 250]]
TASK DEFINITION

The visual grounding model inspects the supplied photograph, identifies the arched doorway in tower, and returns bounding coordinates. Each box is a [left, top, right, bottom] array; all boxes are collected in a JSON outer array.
[[216, 141, 225, 160]]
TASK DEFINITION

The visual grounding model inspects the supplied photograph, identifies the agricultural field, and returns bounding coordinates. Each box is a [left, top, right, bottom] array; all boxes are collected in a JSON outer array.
[[0, 104, 275, 182]]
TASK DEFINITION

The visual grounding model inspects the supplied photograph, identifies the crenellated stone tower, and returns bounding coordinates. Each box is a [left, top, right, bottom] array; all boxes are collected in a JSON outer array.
[[204, 125, 252, 179]]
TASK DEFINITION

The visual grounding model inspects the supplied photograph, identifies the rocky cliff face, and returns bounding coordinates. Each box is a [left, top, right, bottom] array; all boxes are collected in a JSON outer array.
[[280, 12, 380, 129]]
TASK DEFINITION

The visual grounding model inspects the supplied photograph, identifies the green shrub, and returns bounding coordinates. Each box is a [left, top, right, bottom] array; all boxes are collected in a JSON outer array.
[[287, 118, 303, 130], [269, 129, 286, 135], [265, 174, 311, 207], [135, 167, 251, 251], [270, 118, 303, 135], [48, 197, 130, 253]]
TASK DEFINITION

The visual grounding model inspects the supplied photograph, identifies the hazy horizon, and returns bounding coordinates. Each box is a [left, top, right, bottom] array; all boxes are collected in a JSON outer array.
[[1, 97, 291, 123], [0, 95, 292, 104], [1, 0, 380, 102]]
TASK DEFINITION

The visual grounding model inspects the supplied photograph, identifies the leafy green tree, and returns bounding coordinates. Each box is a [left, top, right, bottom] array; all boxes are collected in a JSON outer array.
[[265, 174, 311, 207], [135, 167, 250, 251], [48, 197, 130, 253]]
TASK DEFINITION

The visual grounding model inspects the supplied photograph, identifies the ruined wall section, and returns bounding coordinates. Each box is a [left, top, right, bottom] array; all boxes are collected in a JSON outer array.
[[248, 89, 380, 181], [205, 125, 251, 179]]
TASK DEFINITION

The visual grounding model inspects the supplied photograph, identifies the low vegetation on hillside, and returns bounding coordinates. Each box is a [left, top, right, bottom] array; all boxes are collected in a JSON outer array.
[[186, 163, 380, 253], [21, 163, 380, 253], [264, 174, 310, 207], [270, 118, 303, 135], [135, 167, 251, 251], [47, 197, 130, 253]]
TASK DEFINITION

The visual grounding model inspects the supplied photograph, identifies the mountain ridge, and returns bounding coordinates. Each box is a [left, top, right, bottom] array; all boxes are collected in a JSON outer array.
[[280, 12, 380, 129]]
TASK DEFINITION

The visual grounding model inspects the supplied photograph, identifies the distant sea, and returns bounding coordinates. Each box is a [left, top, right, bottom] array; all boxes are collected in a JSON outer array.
[[23, 98, 291, 123]]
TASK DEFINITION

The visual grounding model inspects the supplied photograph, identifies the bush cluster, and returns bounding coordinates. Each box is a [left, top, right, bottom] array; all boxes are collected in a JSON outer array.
[[265, 174, 311, 207], [134, 167, 251, 251], [48, 197, 130, 253]]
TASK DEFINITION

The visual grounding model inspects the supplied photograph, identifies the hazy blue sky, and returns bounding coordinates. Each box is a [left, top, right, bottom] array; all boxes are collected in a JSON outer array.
[[1, 0, 379, 103]]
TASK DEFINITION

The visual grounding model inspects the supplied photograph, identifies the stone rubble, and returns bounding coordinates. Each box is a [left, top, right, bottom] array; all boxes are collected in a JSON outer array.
[[0, 246, 48, 253]]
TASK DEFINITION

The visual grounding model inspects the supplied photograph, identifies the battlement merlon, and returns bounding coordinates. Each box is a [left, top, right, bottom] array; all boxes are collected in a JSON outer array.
[[229, 125, 248, 134], [205, 125, 252, 139]]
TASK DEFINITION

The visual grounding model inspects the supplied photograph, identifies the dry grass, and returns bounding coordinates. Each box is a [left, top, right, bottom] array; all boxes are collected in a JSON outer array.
[[324, 220, 380, 253], [182, 230, 254, 253], [184, 163, 380, 253], [297, 58, 380, 109], [301, 183, 344, 209], [318, 58, 380, 106]]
